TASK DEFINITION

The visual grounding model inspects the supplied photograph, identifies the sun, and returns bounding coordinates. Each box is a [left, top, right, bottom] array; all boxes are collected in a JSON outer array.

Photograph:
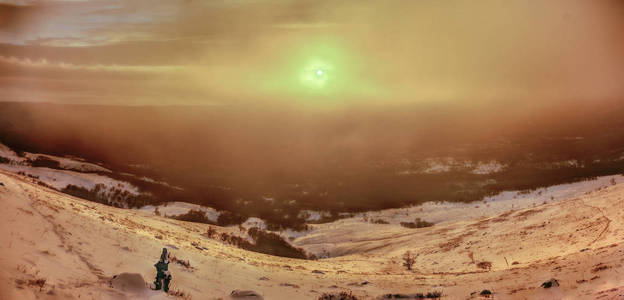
[[315, 69, 324, 77]]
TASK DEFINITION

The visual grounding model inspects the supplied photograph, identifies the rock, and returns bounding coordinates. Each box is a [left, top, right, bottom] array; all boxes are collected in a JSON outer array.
[[312, 270, 325, 274], [230, 289, 264, 299], [541, 278, 560, 288], [480, 289, 492, 295], [110, 273, 147, 294]]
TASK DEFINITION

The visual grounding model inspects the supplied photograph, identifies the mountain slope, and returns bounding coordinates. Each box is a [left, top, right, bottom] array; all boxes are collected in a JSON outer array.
[[2, 169, 624, 299]]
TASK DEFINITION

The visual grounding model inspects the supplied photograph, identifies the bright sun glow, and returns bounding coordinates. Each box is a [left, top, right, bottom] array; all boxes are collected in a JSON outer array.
[[316, 69, 324, 76]]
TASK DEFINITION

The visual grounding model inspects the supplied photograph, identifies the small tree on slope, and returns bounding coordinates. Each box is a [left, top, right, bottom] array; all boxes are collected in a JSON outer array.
[[403, 251, 417, 271]]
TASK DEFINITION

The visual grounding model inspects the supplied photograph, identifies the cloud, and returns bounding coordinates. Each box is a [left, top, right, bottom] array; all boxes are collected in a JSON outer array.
[[0, 55, 187, 73], [0, 2, 41, 34], [1, 0, 623, 106]]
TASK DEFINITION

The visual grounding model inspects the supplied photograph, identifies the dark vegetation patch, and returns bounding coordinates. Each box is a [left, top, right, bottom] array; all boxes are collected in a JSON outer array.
[[29, 156, 60, 169], [379, 291, 442, 299], [400, 218, 434, 229], [60, 184, 153, 208], [0, 156, 10, 164], [246, 227, 310, 259], [318, 291, 358, 300], [216, 211, 248, 226], [202, 226, 312, 259], [371, 218, 390, 224], [170, 209, 216, 225]]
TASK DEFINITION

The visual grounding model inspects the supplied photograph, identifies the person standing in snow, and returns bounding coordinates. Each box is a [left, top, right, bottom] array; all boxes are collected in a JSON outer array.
[[153, 248, 172, 292]]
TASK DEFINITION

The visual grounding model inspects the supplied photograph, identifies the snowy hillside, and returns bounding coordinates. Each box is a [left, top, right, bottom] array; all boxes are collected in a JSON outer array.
[[3, 168, 624, 299]]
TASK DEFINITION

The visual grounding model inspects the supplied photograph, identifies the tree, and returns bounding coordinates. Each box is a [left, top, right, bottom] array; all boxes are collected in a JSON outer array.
[[402, 251, 417, 271]]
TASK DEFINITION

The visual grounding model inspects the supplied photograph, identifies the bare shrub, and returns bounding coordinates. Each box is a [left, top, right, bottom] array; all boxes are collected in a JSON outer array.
[[400, 218, 433, 229], [170, 256, 192, 269], [318, 291, 358, 300], [477, 261, 492, 271], [170, 209, 215, 224], [402, 251, 417, 271], [204, 226, 217, 239], [168, 285, 192, 300], [371, 218, 389, 224], [22, 278, 46, 292]]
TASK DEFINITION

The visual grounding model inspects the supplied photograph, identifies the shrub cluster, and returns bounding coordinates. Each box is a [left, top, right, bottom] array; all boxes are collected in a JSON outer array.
[[171, 209, 215, 225], [400, 218, 434, 229], [318, 291, 358, 300], [201, 226, 312, 259]]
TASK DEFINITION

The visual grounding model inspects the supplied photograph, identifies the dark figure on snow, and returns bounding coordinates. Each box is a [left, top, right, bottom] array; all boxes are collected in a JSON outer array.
[[153, 248, 172, 292]]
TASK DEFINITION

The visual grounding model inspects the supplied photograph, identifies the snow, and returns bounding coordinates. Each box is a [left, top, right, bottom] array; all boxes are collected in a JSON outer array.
[[4, 168, 624, 299], [242, 217, 267, 230], [470, 160, 506, 174], [0, 142, 111, 173], [297, 210, 332, 222], [397, 157, 507, 175], [290, 174, 624, 257], [0, 163, 140, 195], [0, 143, 25, 163], [138, 176, 184, 190], [421, 157, 455, 174], [352, 174, 623, 225]]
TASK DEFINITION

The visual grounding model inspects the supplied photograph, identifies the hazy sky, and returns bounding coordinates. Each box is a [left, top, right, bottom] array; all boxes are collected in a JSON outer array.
[[1, 0, 623, 107]]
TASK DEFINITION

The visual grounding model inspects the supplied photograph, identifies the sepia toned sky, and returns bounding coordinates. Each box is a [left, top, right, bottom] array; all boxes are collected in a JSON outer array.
[[0, 0, 623, 107]]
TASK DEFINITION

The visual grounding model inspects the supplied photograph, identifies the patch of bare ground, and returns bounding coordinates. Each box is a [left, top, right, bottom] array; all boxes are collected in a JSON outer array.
[[490, 210, 514, 223], [438, 231, 476, 252], [513, 208, 546, 219]]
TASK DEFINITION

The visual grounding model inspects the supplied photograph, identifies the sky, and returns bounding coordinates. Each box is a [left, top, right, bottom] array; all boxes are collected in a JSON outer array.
[[0, 0, 623, 107]]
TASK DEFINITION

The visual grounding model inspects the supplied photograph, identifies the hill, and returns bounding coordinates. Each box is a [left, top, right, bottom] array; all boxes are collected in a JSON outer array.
[[2, 169, 624, 299]]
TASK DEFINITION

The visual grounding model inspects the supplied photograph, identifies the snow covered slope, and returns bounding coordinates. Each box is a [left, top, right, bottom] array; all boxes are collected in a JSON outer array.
[[3, 169, 624, 299], [0, 142, 149, 207], [22, 152, 112, 173]]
